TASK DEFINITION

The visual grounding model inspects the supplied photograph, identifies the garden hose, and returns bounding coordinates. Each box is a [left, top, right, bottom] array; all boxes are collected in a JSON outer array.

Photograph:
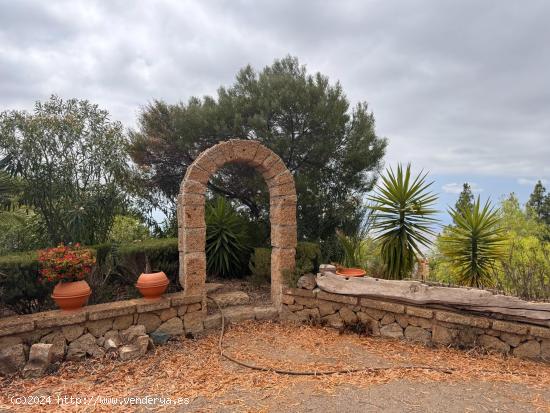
[[206, 296, 455, 376]]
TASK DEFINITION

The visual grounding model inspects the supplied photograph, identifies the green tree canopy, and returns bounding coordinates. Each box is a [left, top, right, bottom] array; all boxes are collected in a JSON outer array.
[[454, 182, 474, 221], [526, 180, 550, 225], [129, 56, 387, 242], [0, 96, 130, 245]]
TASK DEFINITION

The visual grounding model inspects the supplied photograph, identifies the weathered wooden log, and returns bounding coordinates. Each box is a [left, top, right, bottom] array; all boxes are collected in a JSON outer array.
[[316, 273, 550, 326]]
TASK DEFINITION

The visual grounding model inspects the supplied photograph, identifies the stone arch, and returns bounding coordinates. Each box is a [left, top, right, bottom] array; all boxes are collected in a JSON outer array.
[[177, 139, 297, 308]]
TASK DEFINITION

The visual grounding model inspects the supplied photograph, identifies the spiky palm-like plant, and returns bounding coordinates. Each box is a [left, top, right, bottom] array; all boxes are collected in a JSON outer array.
[[369, 164, 438, 279], [205, 197, 251, 278], [441, 197, 506, 288]]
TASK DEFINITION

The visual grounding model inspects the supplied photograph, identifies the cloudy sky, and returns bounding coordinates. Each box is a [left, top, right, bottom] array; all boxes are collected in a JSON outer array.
[[1, 0, 549, 222]]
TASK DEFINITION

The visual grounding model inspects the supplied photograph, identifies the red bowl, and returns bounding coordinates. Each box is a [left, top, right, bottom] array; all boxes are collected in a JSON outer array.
[[335, 268, 366, 277]]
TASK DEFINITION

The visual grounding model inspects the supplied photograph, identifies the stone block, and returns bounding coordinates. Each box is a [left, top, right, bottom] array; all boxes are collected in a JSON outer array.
[[499, 332, 524, 347], [282, 287, 315, 297], [478, 335, 510, 354], [513, 340, 541, 359], [435, 311, 490, 329], [188, 303, 202, 312], [529, 325, 550, 339], [360, 298, 404, 314], [294, 296, 318, 308], [262, 157, 287, 180], [380, 313, 395, 326], [339, 306, 358, 324], [322, 313, 344, 329], [135, 335, 150, 355], [179, 204, 205, 229], [183, 164, 210, 185], [121, 325, 147, 343], [491, 320, 528, 335], [135, 297, 171, 313], [222, 306, 256, 323], [406, 306, 433, 319], [541, 340, 550, 360], [181, 228, 206, 253], [361, 307, 385, 320], [432, 325, 459, 346], [203, 314, 222, 330], [180, 179, 206, 195], [380, 323, 404, 339], [66, 333, 103, 360], [406, 315, 433, 329], [0, 315, 35, 336], [229, 139, 260, 162], [40, 331, 66, 362], [317, 291, 358, 305], [319, 264, 337, 274], [119, 345, 141, 361], [0, 344, 27, 375], [182, 252, 206, 293], [112, 315, 134, 331], [296, 273, 317, 290], [137, 313, 161, 333], [35, 310, 87, 329], [356, 312, 380, 335], [254, 306, 279, 320], [318, 301, 337, 317], [22, 343, 53, 378], [193, 151, 218, 174], [270, 195, 297, 208], [271, 224, 297, 248], [270, 204, 297, 227], [269, 182, 296, 198], [86, 319, 113, 337], [87, 301, 136, 321], [62, 324, 85, 342], [177, 305, 188, 316], [209, 291, 250, 307], [179, 192, 206, 207], [249, 144, 272, 167], [267, 170, 294, 188], [395, 314, 409, 328], [155, 318, 183, 336], [183, 311, 204, 334], [404, 326, 431, 345], [286, 304, 304, 311], [281, 295, 295, 305], [168, 292, 203, 306], [159, 307, 178, 322], [104, 330, 122, 347]]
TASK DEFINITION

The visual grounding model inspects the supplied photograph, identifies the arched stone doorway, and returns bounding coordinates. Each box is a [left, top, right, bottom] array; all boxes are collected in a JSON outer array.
[[177, 139, 296, 308]]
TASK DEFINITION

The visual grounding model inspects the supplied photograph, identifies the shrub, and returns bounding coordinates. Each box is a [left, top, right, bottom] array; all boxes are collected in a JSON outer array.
[[369, 164, 438, 279], [38, 244, 95, 283], [205, 198, 251, 278], [248, 242, 322, 287]]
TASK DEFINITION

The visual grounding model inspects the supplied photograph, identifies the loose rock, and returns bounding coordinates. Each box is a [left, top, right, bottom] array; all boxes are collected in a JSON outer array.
[[297, 273, 317, 290]]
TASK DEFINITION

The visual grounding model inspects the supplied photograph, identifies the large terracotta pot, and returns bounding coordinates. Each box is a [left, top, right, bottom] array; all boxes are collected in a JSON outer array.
[[136, 271, 169, 300], [51, 280, 91, 311], [335, 268, 366, 277]]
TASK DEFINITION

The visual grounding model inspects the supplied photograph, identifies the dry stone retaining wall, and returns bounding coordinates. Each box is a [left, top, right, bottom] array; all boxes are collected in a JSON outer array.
[[280, 287, 550, 362], [0, 292, 203, 376]]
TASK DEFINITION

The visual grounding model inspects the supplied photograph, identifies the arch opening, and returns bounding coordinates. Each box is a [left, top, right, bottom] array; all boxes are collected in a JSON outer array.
[[177, 139, 297, 308]]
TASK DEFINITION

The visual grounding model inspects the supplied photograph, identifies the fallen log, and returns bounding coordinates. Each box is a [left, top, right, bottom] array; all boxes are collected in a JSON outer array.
[[315, 273, 550, 327]]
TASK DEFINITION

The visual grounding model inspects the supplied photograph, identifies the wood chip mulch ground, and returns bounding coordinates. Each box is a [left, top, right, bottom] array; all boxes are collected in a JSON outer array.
[[1, 321, 549, 412]]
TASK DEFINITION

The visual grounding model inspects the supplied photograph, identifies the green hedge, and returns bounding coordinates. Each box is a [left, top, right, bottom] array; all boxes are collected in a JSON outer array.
[[0, 239, 322, 315], [0, 239, 181, 315]]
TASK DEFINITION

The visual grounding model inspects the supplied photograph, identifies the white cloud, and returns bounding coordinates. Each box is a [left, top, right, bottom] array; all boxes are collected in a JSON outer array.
[[442, 182, 483, 194], [517, 178, 547, 186], [0, 0, 549, 177]]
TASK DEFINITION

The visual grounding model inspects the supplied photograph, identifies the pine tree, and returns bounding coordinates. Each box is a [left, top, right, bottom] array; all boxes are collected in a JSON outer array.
[[526, 180, 550, 225], [454, 183, 474, 223]]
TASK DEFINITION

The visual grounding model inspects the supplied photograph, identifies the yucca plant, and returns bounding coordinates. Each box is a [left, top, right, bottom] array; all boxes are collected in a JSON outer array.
[[440, 197, 506, 288], [205, 197, 251, 278], [368, 164, 438, 279]]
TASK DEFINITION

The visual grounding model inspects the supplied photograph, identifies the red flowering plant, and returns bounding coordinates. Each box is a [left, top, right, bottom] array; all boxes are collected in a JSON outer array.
[[38, 244, 96, 283]]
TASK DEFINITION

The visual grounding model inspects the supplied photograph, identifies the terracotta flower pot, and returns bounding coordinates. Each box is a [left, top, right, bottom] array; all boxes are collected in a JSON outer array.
[[335, 268, 366, 277], [51, 280, 91, 311], [136, 271, 169, 300]]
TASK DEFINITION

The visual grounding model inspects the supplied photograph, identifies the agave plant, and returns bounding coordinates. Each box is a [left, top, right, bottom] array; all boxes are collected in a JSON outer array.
[[440, 197, 506, 288], [368, 164, 438, 279], [205, 197, 251, 278]]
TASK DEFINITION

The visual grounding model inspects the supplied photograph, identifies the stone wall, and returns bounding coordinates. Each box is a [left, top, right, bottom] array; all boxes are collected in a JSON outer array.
[[0, 292, 204, 376], [280, 287, 550, 362]]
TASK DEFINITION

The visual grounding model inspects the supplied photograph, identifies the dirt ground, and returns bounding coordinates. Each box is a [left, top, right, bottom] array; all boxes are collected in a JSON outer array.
[[1, 321, 549, 412]]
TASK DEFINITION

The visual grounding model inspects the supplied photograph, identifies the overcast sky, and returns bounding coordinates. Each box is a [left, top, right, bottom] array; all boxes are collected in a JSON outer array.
[[1, 0, 549, 217]]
